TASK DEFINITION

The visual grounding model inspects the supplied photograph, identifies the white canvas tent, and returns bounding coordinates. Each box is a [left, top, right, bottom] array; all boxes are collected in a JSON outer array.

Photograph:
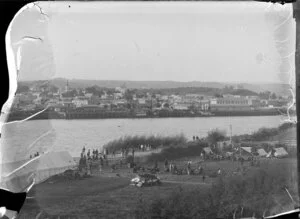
[[241, 147, 252, 154], [257, 148, 267, 157], [203, 147, 213, 154], [274, 147, 288, 158], [0, 151, 76, 192]]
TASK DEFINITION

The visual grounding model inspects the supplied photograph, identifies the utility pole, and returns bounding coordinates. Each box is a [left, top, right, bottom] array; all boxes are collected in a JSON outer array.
[[230, 124, 232, 144]]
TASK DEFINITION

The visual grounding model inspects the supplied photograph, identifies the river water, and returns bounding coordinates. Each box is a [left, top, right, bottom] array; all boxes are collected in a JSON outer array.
[[0, 115, 289, 161]]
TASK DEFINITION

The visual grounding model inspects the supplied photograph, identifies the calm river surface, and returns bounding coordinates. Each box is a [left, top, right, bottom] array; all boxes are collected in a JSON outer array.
[[0, 115, 288, 160]]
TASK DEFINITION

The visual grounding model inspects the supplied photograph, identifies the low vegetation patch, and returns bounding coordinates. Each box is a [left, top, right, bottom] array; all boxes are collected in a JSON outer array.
[[103, 134, 187, 152], [146, 141, 209, 163], [234, 122, 296, 142]]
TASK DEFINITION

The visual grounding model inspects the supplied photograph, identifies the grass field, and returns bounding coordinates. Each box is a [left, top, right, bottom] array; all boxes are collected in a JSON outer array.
[[19, 157, 297, 219], [20, 174, 206, 219]]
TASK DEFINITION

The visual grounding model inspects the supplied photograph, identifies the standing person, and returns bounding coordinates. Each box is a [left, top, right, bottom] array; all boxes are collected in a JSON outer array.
[[198, 165, 203, 175], [154, 160, 158, 170], [187, 161, 191, 175], [164, 159, 169, 172], [99, 156, 103, 173], [100, 156, 104, 167], [202, 175, 206, 182], [87, 158, 91, 176], [169, 162, 173, 174], [87, 149, 90, 159], [132, 148, 135, 158]]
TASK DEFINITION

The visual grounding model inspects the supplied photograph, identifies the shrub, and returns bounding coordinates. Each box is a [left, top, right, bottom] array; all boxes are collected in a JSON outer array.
[[251, 127, 279, 141], [146, 142, 209, 163], [206, 129, 227, 145], [278, 122, 296, 131], [103, 134, 187, 152]]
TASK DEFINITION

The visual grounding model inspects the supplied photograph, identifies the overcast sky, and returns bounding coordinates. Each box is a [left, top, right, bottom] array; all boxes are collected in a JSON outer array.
[[8, 1, 295, 83]]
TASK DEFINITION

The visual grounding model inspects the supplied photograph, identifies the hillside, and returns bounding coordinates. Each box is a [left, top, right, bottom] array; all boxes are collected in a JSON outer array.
[[19, 78, 290, 96]]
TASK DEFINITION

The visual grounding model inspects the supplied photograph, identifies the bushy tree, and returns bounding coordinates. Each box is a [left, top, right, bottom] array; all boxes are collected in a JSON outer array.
[[207, 129, 226, 145]]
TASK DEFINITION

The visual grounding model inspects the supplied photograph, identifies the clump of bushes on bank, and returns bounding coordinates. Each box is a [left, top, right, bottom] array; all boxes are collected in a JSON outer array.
[[206, 128, 227, 144], [146, 141, 209, 163], [103, 134, 187, 152], [234, 122, 296, 142], [135, 161, 298, 219]]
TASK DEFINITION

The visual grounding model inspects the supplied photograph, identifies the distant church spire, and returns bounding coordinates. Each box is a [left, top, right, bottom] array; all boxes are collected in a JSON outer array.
[[65, 80, 69, 92]]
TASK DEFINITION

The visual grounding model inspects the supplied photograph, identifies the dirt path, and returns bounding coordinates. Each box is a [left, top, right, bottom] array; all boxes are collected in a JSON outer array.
[[161, 180, 209, 185]]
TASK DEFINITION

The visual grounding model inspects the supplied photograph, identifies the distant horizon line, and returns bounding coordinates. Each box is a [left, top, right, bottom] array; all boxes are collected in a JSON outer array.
[[18, 77, 288, 85]]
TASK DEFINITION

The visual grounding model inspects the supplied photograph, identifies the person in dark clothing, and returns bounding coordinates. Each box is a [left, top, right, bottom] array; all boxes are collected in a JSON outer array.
[[96, 149, 99, 158], [132, 148, 135, 157], [202, 175, 206, 182], [100, 156, 104, 166]]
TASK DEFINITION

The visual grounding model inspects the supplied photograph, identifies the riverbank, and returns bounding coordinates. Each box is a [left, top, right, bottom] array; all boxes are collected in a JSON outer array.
[[5, 108, 285, 122]]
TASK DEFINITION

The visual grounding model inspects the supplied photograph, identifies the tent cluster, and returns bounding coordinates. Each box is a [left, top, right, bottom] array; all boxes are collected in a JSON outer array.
[[130, 173, 161, 187], [201, 144, 289, 162]]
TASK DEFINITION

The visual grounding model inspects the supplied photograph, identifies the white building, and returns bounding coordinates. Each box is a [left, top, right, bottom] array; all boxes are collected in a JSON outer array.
[[115, 87, 126, 94], [138, 98, 146, 104], [72, 97, 89, 107], [173, 103, 189, 110], [84, 93, 93, 98]]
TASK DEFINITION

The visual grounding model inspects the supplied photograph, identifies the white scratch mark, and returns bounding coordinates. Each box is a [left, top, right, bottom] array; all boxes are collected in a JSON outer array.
[[2, 107, 49, 126], [26, 129, 54, 153]]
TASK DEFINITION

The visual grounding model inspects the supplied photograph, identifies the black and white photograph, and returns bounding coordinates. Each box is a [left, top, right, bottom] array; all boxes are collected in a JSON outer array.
[[0, 1, 298, 218]]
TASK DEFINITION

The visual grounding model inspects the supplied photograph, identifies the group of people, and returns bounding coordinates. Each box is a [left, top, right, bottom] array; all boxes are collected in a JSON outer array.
[[192, 136, 200, 141], [140, 144, 152, 152], [121, 148, 134, 158], [81, 146, 107, 161], [79, 146, 109, 174], [29, 152, 40, 159]]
